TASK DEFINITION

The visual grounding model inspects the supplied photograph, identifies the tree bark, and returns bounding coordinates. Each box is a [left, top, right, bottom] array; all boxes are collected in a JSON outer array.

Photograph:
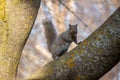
[[0, 0, 40, 80], [27, 7, 120, 80]]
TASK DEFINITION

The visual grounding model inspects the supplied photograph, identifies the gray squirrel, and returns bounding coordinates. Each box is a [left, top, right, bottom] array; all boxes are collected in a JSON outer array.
[[43, 20, 78, 59]]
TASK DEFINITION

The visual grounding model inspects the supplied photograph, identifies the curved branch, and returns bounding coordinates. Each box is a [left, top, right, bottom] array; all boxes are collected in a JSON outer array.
[[27, 7, 120, 80]]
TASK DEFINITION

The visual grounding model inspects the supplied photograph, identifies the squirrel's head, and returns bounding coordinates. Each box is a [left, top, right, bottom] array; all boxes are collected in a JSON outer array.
[[69, 24, 77, 34], [69, 24, 78, 44]]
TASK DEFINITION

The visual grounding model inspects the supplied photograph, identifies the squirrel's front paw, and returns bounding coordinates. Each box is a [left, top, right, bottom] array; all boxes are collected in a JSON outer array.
[[53, 56, 59, 60]]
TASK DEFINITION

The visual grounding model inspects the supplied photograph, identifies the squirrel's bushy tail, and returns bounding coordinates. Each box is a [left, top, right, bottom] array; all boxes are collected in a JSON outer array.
[[43, 20, 57, 50]]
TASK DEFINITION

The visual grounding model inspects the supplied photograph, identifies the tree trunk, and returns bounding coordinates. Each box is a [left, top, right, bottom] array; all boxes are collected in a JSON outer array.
[[27, 7, 120, 80], [0, 0, 40, 80]]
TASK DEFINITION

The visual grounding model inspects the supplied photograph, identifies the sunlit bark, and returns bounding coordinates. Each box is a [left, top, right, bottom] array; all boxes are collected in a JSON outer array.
[[0, 0, 40, 80]]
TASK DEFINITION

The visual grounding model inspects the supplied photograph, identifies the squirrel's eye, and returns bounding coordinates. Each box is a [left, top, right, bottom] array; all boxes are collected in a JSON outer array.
[[70, 30, 72, 32]]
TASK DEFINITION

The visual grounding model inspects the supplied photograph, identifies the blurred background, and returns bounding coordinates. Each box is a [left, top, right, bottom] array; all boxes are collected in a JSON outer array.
[[17, 0, 120, 80]]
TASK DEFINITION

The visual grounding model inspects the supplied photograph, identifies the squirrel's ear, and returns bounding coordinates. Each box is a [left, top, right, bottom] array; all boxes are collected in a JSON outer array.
[[69, 24, 71, 27], [69, 24, 71, 28], [76, 24, 77, 27]]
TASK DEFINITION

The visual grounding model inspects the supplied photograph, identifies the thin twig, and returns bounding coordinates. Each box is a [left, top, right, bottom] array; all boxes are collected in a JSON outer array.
[[58, 0, 87, 27]]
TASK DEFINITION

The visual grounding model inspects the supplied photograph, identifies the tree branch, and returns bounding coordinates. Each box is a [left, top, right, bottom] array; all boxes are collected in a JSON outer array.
[[27, 7, 120, 80]]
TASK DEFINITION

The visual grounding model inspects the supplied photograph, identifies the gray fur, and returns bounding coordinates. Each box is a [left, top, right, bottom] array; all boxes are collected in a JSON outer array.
[[50, 24, 77, 59]]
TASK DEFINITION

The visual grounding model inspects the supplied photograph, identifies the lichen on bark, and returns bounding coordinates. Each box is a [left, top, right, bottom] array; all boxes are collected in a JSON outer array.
[[27, 7, 120, 80]]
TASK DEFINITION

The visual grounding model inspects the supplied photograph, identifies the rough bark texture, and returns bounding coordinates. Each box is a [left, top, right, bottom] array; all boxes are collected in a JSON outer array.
[[27, 7, 120, 80], [0, 0, 40, 80]]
